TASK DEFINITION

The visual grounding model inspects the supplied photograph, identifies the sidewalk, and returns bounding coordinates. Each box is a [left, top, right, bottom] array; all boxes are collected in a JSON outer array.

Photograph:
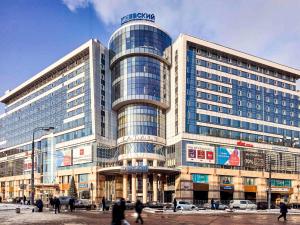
[[144, 207, 300, 215]]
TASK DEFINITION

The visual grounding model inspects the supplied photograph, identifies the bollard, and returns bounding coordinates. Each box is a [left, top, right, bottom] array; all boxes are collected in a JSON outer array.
[[15, 208, 21, 213]]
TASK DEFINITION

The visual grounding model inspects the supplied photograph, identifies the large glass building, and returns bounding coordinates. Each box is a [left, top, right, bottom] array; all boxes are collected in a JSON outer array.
[[0, 13, 300, 205]]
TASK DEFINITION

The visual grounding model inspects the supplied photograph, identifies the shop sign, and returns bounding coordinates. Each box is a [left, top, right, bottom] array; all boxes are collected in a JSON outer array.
[[73, 146, 92, 165], [220, 185, 234, 191], [236, 141, 254, 148], [217, 147, 240, 166], [186, 144, 215, 164], [181, 181, 192, 190], [78, 183, 89, 189], [120, 165, 149, 174], [243, 152, 265, 169], [56, 149, 72, 167], [192, 174, 209, 184], [121, 13, 155, 25], [270, 187, 290, 192], [272, 146, 288, 151]]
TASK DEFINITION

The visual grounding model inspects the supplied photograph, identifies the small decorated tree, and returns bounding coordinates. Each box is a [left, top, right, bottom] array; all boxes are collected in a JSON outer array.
[[68, 176, 78, 198]]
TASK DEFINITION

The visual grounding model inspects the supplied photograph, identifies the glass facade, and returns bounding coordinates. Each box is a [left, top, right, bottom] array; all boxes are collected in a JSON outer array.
[[118, 104, 166, 138], [109, 22, 171, 158], [186, 45, 300, 148]]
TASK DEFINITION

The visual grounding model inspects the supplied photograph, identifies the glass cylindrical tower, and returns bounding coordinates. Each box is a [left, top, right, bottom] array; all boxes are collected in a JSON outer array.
[[109, 18, 172, 164]]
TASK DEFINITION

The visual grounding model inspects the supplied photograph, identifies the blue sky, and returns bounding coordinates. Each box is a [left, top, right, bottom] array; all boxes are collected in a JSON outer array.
[[1, 0, 300, 113]]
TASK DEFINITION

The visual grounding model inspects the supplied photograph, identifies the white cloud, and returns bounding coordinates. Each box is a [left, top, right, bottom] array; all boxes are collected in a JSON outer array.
[[62, 0, 300, 72]]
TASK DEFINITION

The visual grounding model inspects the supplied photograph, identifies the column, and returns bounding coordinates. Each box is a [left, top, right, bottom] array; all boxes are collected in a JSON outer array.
[[208, 174, 220, 201], [153, 174, 158, 202], [123, 159, 128, 199], [233, 176, 244, 200], [132, 174, 137, 202], [142, 159, 148, 203]]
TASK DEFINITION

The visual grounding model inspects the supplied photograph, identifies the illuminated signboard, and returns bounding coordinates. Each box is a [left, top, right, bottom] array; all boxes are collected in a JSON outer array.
[[120, 165, 149, 174], [217, 146, 240, 166], [121, 13, 155, 25], [186, 144, 215, 164], [243, 151, 265, 169]]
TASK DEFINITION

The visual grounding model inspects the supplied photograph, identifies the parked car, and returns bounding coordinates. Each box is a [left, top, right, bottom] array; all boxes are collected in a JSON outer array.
[[58, 196, 72, 206], [125, 200, 135, 210], [229, 200, 256, 209], [176, 201, 198, 211], [257, 201, 276, 210], [75, 199, 94, 210], [202, 202, 228, 210], [145, 201, 164, 209]]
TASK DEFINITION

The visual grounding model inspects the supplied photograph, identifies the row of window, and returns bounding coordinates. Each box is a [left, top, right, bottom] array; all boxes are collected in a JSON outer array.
[[194, 47, 296, 83], [196, 58, 296, 91]]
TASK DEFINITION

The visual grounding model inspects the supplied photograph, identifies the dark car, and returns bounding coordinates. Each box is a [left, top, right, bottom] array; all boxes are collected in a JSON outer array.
[[257, 202, 276, 210], [145, 201, 164, 209]]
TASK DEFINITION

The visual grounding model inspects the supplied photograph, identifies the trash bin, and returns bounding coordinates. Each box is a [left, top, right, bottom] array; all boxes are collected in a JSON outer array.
[[15, 208, 21, 213]]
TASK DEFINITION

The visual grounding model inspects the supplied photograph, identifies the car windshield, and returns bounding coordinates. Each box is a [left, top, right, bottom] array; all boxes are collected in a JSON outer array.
[[179, 201, 186, 204], [240, 201, 247, 204], [247, 200, 253, 204]]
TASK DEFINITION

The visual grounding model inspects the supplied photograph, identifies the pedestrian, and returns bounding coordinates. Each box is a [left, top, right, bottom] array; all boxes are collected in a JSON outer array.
[[102, 196, 106, 212], [120, 198, 130, 225], [0, 196, 2, 203], [278, 202, 288, 221], [135, 199, 144, 224], [111, 199, 122, 225], [54, 197, 61, 214], [173, 197, 177, 212], [23, 195, 26, 205], [36, 199, 43, 212], [69, 197, 75, 212], [49, 197, 54, 209], [211, 198, 215, 210]]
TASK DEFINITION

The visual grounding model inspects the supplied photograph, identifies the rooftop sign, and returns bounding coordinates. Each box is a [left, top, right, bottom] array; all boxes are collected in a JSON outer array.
[[121, 13, 155, 25]]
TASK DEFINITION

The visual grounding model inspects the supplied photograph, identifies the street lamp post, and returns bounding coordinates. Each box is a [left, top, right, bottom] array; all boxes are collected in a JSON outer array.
[[31, 127, 54, 205]]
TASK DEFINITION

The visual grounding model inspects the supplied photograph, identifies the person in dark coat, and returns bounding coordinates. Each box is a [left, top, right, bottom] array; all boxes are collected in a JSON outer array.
[[278, 202, 288, 221], [49, 197, 54, 209], [54, 197, 61, 214], [120, 198, 126, 221], [111, 200, 122, 225], [211, 198, 215, 210], [36, 199, 43, 212], [173, 198, 177, 212], [135, 199, 144, 224], [23, 195, 26, 204], [102, 196, 106, 212], [69, 197, 75, 212]]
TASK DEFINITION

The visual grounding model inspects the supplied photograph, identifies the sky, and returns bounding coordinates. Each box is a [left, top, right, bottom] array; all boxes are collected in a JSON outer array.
[[1, 0, 300, 113]]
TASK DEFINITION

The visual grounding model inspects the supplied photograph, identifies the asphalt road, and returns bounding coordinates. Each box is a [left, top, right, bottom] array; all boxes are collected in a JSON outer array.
[[4, 210, 300, 225]]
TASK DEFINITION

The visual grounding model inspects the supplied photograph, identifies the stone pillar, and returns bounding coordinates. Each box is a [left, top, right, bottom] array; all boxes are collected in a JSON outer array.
[[153, 174, 158, 202], [256, 177, 267, 202], [132, 174, 137, 202], [233, 176, 244, 200], [208, 174, 220, 201], [123, 175, 128, 200], [142, 159, 148, 203]]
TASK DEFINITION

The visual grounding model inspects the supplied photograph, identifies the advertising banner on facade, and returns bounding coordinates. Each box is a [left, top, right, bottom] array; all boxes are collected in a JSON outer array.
[[23, 157, 37, 172], [186, 144, 215, 164], [56, 149, 72, 167], [243, 151, 265, 169], [73, 146, 92, 165], [217, 146, 240, 166]]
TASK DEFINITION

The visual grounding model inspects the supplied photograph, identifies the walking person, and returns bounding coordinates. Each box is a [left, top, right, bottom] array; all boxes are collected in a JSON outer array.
[[278, 202, 288, 221], [135, 199, 144, 224], [173, 197, 177, 212], [211, 198, 215, 210], [23, 195, 26, 205], [49, 197, 54, 209], [102, 196, 106, 212], [69, 197, 75, 212], [54, 197, 61, 214], [111, 199, 122, 225]]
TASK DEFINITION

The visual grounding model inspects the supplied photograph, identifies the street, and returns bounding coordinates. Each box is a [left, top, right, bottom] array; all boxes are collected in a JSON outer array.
[[1, 209, 300, 225]]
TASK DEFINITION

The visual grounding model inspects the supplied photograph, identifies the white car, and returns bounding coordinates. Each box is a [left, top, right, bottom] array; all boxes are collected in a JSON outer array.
[[176, 201, 198, 211], [229, 200, 256, 210]]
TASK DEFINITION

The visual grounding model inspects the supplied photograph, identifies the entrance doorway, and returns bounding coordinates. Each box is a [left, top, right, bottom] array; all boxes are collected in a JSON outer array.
[[193, 191, 208, 204], [164, 191, 174, 203], [220, 191, 233, 201], [245, 192, 256, 201]]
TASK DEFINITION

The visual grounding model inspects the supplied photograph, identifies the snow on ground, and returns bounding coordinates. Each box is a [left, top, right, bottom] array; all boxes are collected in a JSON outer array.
[[0, 204, 77, 225]]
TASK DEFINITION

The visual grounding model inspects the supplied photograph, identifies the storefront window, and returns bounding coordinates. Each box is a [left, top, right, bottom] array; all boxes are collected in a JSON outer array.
[[192, 174, 208, 183], [220, 176, 233, 184], [244, 177, 256, 185]]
